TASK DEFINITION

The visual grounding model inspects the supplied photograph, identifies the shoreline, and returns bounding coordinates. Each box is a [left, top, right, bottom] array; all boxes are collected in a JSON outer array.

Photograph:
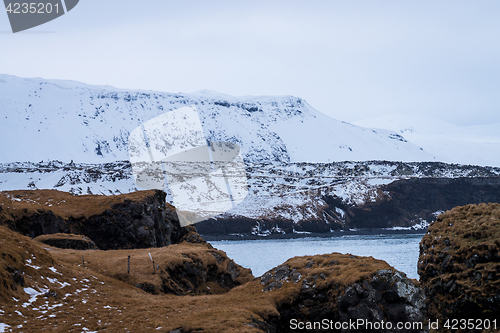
[[201, 228, 427, 241]]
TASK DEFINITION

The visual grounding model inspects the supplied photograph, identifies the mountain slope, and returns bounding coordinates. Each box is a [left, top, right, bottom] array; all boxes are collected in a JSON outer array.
[[0, 74, 435, 164]]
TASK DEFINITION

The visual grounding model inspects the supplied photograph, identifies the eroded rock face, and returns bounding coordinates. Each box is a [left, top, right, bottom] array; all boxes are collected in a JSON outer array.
[[259, 253, 426, 333], [0, 189, 178, 250], [419, 203, 500, 322], [343, 177, 500, 229], [196, 177, 500, 235], [173, 225, 209, 245], [158, 249, 252, 295]]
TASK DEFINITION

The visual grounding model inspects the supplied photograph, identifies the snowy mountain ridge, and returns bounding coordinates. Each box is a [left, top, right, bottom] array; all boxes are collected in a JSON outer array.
[[0, 74, 436, 164]]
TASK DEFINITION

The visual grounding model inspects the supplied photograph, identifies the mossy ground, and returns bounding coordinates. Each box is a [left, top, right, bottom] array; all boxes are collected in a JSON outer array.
[[419, 203, 500, 331]]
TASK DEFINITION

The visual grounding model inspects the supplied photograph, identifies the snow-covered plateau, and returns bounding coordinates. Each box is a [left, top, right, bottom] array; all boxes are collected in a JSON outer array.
[[0, 74, 436, 164]]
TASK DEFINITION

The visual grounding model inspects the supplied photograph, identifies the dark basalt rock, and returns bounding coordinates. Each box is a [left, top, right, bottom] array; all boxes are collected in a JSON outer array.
[[418, 203, 500, 324], [259, 253, 426, 333], [341, 177, 500, 229], [0, 189, 182, 250], [197, 177, 500, 235], [174, 225, 209, 245]]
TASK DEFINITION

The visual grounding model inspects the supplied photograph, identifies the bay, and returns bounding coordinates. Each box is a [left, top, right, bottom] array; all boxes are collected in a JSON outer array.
[[209, 234, 424, 279]]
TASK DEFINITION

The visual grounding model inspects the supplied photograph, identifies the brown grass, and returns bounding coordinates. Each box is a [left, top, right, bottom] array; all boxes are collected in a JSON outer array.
[[34, 233, 94, 242], [420, 203, 500, 276], [0, 226, 55, 301], [425, 203, 500, 248], [0, 189, 160, 222], [0, 224, 399, 332], [0, 225, 268, 332], [48, 241, 253, 295]]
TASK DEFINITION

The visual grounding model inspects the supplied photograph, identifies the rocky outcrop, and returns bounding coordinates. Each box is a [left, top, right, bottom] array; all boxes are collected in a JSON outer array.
[[26, 225, 254, 297], [418, 203, 500, 323], [197, 177, 500, 236], [258, 253, 426, 332], [0, 189, 179, 250], [158, 246, 252, 295], [172, 225, 209, 245], [34, 233, 97, 250], [341, 177, 500, 229]]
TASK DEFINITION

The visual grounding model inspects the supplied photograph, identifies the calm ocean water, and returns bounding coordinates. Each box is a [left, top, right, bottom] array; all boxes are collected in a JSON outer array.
[[209, 234, 424, 279]]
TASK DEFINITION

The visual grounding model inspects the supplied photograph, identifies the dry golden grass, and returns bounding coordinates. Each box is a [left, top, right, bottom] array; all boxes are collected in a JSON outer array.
[[0, 225, 264, 332], [0, 225, 398, 333], [0, 189, 161, 222], [420, 203, 500, 284], [49, 241, 253, 296], [426, 203, 500, 247], [34, 233, 94, 243], [0, 225, 55, 302]]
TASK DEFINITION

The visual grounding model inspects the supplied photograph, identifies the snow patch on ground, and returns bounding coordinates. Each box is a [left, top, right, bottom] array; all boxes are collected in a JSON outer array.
[[48, 267, 62, 275], [23, 287, 49, 308], [25, 259, 41, 270], [0, 323, 10, 332]]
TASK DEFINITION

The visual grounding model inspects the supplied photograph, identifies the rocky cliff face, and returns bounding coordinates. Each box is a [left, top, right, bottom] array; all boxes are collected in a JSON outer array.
[[47, 239, 254, 297], [0, 189, 180, 250], [340, 177, 500, 229], [196, 177, 500, 235], [419, 203, 500, 323]]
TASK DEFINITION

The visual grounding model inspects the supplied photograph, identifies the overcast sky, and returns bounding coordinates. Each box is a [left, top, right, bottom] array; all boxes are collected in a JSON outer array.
[[1, 1, 499, 126]]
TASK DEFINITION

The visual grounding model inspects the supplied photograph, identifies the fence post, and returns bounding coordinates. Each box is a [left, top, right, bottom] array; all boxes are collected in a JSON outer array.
[[149, 252, 155, 274], [127, 255, 130, 274]]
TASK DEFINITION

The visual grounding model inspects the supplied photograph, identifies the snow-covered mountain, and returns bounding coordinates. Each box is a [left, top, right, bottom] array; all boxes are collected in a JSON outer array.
[[354, 115, 500, 167], [2, 74, 500, 234], [0, 74, 435, 164]]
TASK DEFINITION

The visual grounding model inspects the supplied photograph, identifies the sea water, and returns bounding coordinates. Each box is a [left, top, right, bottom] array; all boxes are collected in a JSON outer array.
[[210, 234, 424, 279]]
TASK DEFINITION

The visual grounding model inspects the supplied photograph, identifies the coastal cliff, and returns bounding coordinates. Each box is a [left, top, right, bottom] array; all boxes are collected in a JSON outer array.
[[0, 189, 426, 332]]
